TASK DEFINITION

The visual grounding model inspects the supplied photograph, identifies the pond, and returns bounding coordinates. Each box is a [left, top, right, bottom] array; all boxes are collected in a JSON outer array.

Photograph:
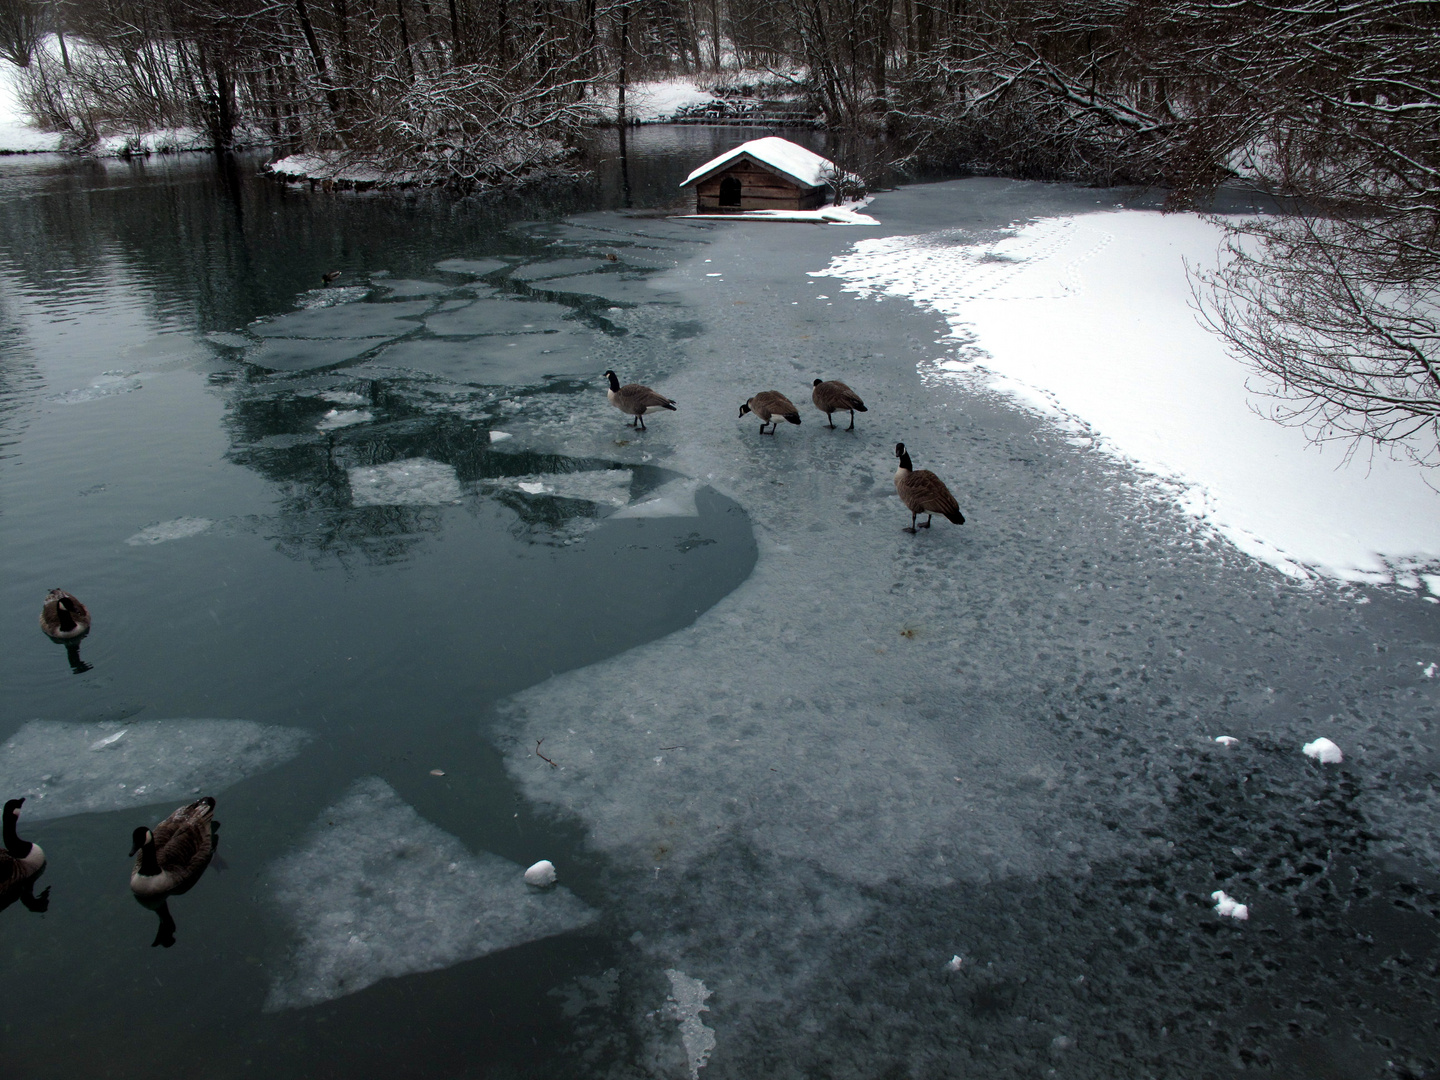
[[2, 129, 1438, 1079]]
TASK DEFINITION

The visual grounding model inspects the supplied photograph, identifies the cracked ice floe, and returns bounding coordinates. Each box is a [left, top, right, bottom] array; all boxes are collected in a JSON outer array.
[[1303, 737, 1343, 764], [265, 777, 595, 1011], [665, 969, 716, 1080], [125, 516, 214, 545], [610, 478, 700, 519], [1211, 890, 1249, 920], [503, 469, 632, 507], [0, 719, 311, 821], [348, 458, 462, 507]]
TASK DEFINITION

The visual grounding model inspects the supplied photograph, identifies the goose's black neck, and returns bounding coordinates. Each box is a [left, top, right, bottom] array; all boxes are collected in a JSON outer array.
[[606, 371, 621, 391], [56, 605, 77, 633], [897, 451, 913, 471], [3, 811, 31, 858], [136, 838, 161, 877]]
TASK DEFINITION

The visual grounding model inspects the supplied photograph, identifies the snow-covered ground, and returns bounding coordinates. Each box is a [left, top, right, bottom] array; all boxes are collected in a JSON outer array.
[[821, 210, 1440, 586], [0, 60, 62, 152]]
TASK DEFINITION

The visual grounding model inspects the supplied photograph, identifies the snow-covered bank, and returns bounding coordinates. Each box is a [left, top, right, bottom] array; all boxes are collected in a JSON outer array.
[[820, 211, 1440, 587], [0, 60, 61, 152], [594, 73, 810, 124]]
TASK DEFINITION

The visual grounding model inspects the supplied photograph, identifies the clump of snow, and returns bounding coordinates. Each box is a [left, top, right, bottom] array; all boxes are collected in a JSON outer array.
[[944, 954, 964, 972], [682, 136, 856, 191], [524, 859, 558, 887], [125, 517, 214, 545], [819, 212, 1440, 585], [0, 719, 311, 820], [664, 969, 717, 1080], [1213, 736, 1239, 747], [265, 777, 595, 1010], [349, 458, 462, 507], [1302, 737, 1343, 764], [1211, 890, 1249, 920], [316, 408, 372, 431]]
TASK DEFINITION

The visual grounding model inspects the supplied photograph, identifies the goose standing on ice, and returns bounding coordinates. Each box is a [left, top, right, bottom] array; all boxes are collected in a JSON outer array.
[[1, 798, 50, 915], [604, 370, 676, 430], [811, 379, 868, 430], [894, 443, 965, 533], [130, 797, 219, 948], [322, 270, 342, 286], [739, 391, 802, 434]]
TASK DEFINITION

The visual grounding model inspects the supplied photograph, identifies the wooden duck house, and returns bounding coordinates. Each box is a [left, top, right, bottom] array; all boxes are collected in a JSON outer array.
[[680, 137, 842, 213]]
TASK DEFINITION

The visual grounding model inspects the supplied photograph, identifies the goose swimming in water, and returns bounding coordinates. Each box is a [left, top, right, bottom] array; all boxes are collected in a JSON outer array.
[[130, 797, 219, 948], [811, 379, 868, 430], [40, 588, 90, 640], [604, 370, 676, 430], [322, 270, 342, 286], [894, 443, 965, 533], [1, 798, 49, 915]]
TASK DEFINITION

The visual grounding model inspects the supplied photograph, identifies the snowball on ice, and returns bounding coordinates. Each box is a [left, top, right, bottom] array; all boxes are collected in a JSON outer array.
[[0, 719, 311, 820], [944, 955, 964, 972], [1302, 737, 1343, 764], [524, 860, 557, 887], [1211, 890, 1249, 920], [1213, 736, 1239, 747], [265, 778, 595, 1010]]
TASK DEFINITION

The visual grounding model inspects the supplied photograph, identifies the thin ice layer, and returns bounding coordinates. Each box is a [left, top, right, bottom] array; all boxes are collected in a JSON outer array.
[[373, 332, 596, 384], [265, 777, 596, 1010], [502, 469, 633, 507], [125, 516, 214, 545], [348, 458, 462, 506], [0, 719, 312, 820], [424, 298, 574, 337]]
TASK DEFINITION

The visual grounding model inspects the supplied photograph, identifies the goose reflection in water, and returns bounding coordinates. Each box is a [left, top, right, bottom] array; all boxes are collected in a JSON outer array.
[[129, 797, 220, 948], [1, 798, 50, 916]]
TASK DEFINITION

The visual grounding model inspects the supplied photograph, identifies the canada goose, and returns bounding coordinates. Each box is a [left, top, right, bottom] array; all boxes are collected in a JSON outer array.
[[739, 391, 802, 434], [812, 379, 868, 430], [604, 252, 619, 262], [604, 370, 676, 430], [322, 270, 342, 286], [894, 443, 965, 533], [130, 797, 219, 948], [1, 798, 49, 914], [39, 588, 90, 640]]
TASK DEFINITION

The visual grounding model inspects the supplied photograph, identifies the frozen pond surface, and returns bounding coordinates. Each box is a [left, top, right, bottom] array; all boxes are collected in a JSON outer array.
[[1, 139, 1438, 1079]]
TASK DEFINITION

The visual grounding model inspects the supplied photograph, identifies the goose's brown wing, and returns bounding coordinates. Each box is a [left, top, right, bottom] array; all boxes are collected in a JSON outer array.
[[753, 391, 800, 418], [152, 799, 215, 881], [619, 384, 677, 411], [814, 381, 865, 411], [904, 470, 963, 519]]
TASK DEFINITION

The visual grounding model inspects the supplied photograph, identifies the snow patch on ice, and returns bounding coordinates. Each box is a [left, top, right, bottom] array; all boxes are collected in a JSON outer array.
[[1211, 890, 1249, 920], [349, 458, 462, 506], [819, 212, 1440, 585], [664, 969, 716, 1080], [1303, 737, 1343, 764], [0, 719, 311, 820], [125, 517, 214, 545], [265, 777, 595, 1010], [316, 408, 372, 431]]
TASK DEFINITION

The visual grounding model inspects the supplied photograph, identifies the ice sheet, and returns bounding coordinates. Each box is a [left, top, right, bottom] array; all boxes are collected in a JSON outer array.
[[247, 337, 396, 373], [316, 409, 373, 431], [373, 332, 596, 384], [434, 258, 509, 277], [511, 258, 610, 281], [536, 274, 680, 305], [125, 517, 214, 545], [610, 478, 701, 518], [424, 298, 575, 337], [349, 458, 462, 507], [0, 719, 312, 820], [501, 469, 633, 507], [819, 212, 1440, 583], [265, 777, 596, 1010], [250, 301, 432, 339]]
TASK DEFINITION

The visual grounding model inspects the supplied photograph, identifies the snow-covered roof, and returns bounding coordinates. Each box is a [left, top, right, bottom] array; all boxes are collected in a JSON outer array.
[[680, 136, 846, 190]]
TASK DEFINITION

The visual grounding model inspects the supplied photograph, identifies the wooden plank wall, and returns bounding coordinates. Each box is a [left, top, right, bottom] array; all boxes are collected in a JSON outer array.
[[694, 160, 828, 211]]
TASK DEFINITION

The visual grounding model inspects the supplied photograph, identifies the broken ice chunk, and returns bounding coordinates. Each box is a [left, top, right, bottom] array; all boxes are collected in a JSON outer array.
[[944, 955, 964, 972], [1211, 890, 1249, 920], [264, 777, 595, 1010], [489, 431, 514, 443], [1302, 737, 1343, 764], [0, 719, 311, 820], [524, 860, 557, 887], [316, 408, 372, 431], [1213, 736, 1238, 747], [348, 458, 462, 506]]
